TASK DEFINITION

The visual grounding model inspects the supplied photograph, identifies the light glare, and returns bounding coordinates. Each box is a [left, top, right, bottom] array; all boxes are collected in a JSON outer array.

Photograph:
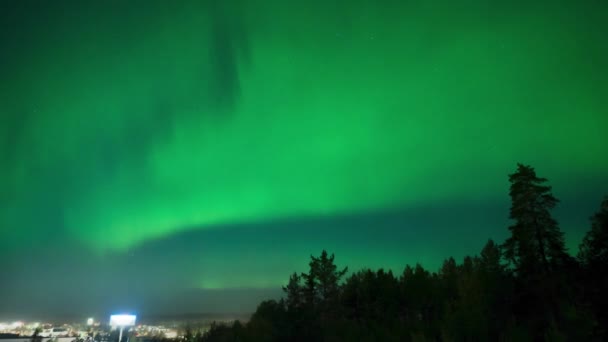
[[110, 315, 136, 327]]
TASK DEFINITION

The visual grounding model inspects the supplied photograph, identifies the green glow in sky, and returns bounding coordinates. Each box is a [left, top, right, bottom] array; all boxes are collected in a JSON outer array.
[[1, 1, 606, 253]]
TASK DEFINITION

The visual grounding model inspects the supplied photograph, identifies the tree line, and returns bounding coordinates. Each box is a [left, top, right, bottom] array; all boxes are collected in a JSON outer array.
[[194, 164, 607, 341]]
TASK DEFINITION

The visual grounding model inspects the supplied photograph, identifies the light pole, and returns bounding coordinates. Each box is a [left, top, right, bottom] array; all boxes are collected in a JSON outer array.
[[109, 315, 136, 342]]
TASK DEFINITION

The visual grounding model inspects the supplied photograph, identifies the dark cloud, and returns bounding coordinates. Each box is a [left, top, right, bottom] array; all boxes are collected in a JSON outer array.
[[0, 198, 524, 317], [204, 0, 250, 112]]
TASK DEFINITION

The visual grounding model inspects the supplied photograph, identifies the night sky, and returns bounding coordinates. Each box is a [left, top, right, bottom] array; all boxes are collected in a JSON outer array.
[[1, 0, 607, 319]]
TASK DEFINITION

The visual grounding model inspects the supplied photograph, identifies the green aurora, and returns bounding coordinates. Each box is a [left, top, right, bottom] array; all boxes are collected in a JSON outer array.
[[0, 0, 607, 313]]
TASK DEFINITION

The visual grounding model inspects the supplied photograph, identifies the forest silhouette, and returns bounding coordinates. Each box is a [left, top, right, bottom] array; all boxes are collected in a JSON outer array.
[[189, 164, 607, 341]]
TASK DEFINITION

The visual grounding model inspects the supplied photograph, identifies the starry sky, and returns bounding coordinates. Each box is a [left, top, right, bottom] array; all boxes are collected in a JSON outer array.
[[1, 0, 607, 319]]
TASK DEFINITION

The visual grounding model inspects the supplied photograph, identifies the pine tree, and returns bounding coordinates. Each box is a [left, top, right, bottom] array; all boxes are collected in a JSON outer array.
[[502, 164, 567, 275], [313, 250, 348, 304], [300, 250, 347, 308], [578, 197, 608, 338], [479, 239, 503, 275], [301, 267, 317, 307], [478, 239, 511, 340], [283, 272, 303, 311], [501, 164, 570, 339], [578, 197, 608, 270]]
